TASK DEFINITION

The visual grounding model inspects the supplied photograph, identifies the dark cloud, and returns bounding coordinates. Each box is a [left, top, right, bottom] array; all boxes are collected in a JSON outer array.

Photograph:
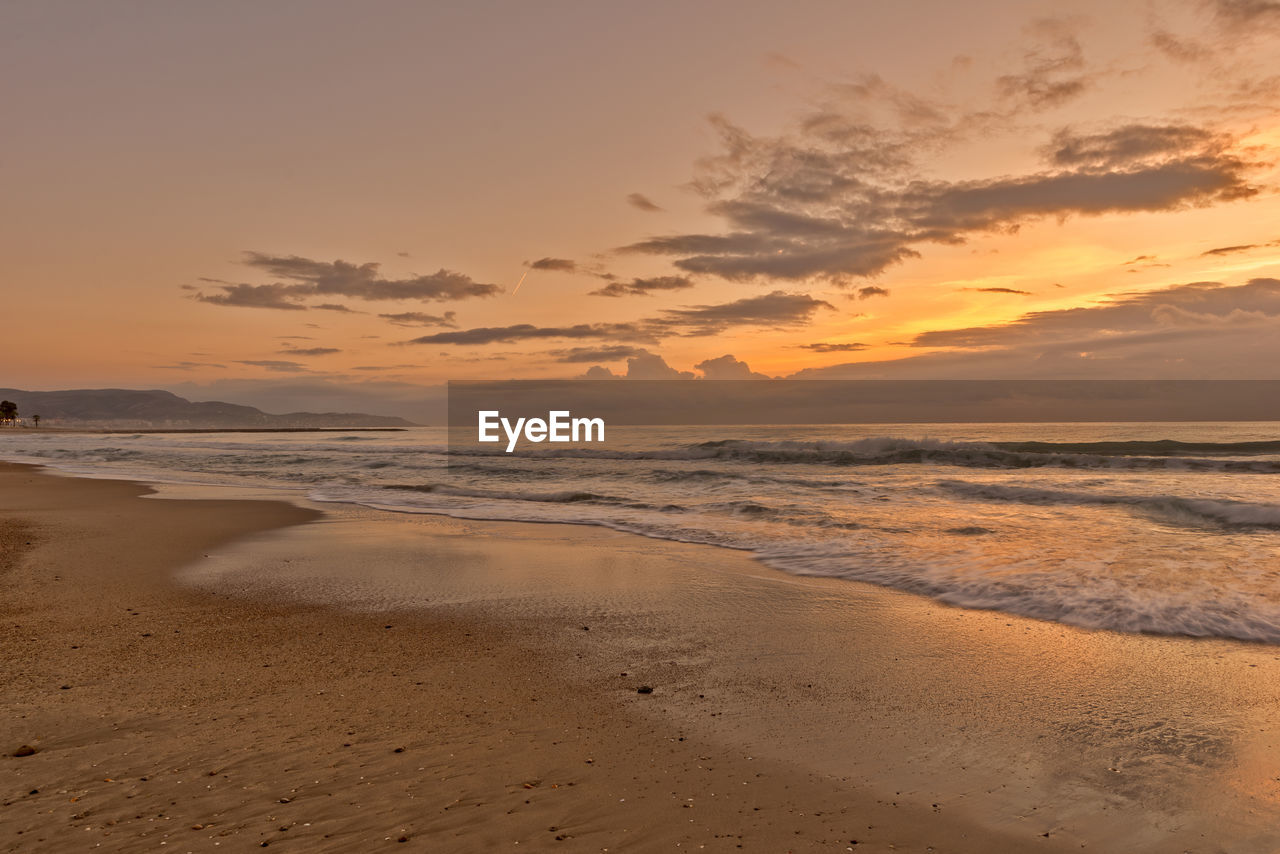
[[405, 322, 658, 346], [627, 192, 663, 212], [798, 342, 868, 352], [547, 345, 649, 363], [912, 278, 1280, 349], [404, 291, 832, 346], [590, 275, 694, 297], [313, 303, 362, 313], [995, 19, 1091, 109], [277, 335, 314, 340], [1149, 29, 1213, 63], [965, 287, 1033, 295], [279, 347, 342, 356], [620, 108, 1262, 284], [235, 360, 309, 372], [1200, 240, 1280, 256], [1047, 124, 1221, 169], [857, 286, 890, 299], [1202, 243, 1258, 256], [657, 291, 836, 336], [379, 311, 458, 327], [791, 279, 1280, 379], [242, 252, 500, 301], [193, 283, 307, 310], [156, 361, 227, 370], [190, 253, 500, 310], [528, 257, 577, 272], [1119, 254, 1170, 271], [1212, 0, 1280, 26]]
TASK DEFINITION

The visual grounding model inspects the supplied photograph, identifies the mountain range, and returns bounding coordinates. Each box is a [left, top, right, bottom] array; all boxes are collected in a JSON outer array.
[[0, 388, 416, 428]]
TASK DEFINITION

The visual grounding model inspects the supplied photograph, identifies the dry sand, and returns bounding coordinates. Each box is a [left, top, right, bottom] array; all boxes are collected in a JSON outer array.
[[2, 462, 1046, 853]]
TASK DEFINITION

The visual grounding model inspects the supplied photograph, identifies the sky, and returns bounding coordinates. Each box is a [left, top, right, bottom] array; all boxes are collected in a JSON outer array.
[[4, 0, 1280, 417]]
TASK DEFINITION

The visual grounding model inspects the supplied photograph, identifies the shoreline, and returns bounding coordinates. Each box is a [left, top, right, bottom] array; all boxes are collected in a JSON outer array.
[[0, 427, 409, 434], [1, 462, 1049, 853]]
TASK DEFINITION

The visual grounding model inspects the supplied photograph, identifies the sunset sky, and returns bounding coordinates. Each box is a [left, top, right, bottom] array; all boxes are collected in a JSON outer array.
[[5, 0, 1280, 417]]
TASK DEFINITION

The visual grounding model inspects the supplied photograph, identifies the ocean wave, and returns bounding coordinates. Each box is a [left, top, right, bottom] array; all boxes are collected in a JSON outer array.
[[381, 482, 679, 510], [938, 480, 1280, 529], [320, 485, 1280, 644], [994, 439, 1280, 456], [766, 545, 1280, 643], [448, 438, 1280, 472]]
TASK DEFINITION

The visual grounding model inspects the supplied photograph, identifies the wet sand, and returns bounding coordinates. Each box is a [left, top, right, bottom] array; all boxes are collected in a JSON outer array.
[[1, 462, 1046, 852], [3, 462, 1279, 852]]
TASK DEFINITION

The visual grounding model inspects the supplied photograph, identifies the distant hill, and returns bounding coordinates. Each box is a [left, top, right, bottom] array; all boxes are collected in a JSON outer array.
[[0, 388, 416, 429]]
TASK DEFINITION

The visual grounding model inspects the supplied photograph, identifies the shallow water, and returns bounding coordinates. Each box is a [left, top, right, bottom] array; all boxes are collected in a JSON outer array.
[[7, 421, 1280, 642]]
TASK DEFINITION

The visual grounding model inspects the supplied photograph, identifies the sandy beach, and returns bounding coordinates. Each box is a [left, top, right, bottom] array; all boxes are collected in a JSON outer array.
[[4, 461, 1280, 852], [2, 462, 1046, 852]]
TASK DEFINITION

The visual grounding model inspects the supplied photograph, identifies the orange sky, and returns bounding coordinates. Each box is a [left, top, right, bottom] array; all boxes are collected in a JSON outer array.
[[4, 0, 1280, 416]]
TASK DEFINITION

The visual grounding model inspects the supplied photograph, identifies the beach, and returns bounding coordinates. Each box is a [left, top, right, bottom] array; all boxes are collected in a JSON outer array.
[[4, 460, 1280, 852]]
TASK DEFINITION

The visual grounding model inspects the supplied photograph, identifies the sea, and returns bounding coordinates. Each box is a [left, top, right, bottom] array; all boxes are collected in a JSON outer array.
[[6, 422, 1280, 643]]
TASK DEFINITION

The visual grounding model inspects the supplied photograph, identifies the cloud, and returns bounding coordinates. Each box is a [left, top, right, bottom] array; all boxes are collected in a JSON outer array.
[[626, 192, 663, 212], [279, 347, 341, 356], [656, 290, 836, 336], [790, 278, 1280, 379], [235, 360, 309, 372], [1212, 0, 1280, 27], [695, 354, 772, 379], [528, 257, 577, 272], [965, 287, 1033, 294], [405, 322, 658, 346], [798, 342, 868, 352], [582, 352, 695, 379], [1149, 29, 1213, 63], [764, 52, 803, 71], [619, 102, 1263, 284], [1202, 243, 1258, 256], [313, 303, 362, 313], [190, 252, 501, 310], [547, 345, 649, 363], [857, 286, 890, 299], [1200, 240, 1280, 256], [405, 290, 832, 346], [1119, 254, 1170, 272], [910, 278, 1280, 350], [193, 283, 307, 310], [1047, 124, 1222, 169], [379, 311, 458, 327], [156, 361, 228, 370], [995, 19, 1092, 109], [580, 353, 770, 379], [590, 275, 694, 297], [621, 352, 695, 379]]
